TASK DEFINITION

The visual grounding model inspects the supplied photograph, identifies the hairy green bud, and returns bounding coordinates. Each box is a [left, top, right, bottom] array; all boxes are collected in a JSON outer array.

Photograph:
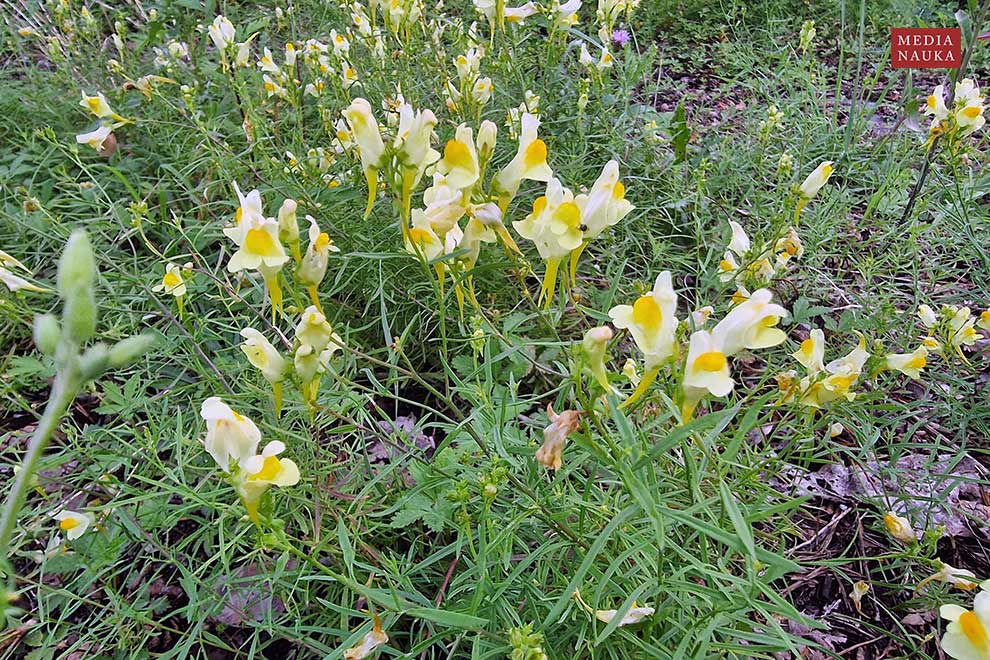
[[33, 314, 61, 356], [79, 342, 110, 380], [108, 334, 157, 368], [57, 230, 96, 300], [63, 290, 97, 344]]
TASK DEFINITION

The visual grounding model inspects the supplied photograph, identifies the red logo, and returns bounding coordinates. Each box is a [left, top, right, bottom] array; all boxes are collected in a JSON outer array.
[[891, 28, 961, 68]]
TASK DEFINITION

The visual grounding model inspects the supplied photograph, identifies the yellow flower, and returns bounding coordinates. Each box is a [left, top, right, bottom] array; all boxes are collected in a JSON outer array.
[[885, 345, 928, 379], [344, 615, 389, 660], [504, 2, 538, 23], [513, 178, 583, 306], [792, 329, 826, 376], [918, 303, 938, 328], [798, 160, 834, 199], [76, 125, 113, 151], [939, 591, 990, 660], [52, 510, 93, 540], [797, 334, 869, 409], [297, 216, 339, 306], [569, 160, 634, 281], [208, 15, 236, 52], [622, 358, 640, 386], [152, 262, 188, 297], [294, 306, 341, 353], [883, 511, 915, 543], [594, 603, 655, 626], [237, 441, 301, 521], [200, 397, 261, 472], [711, 289, 789, 356], [949, 307, 979, 349], [79, 91, 116, 119], [278, 198, 300, 262], [727, 220, 750, 257], [420, 174, 467, 236], [0, 266, 47, 292], [393, 103, 439, 216], [494, 112, 552, 208], [930, 563, 981, 591], [582, 326, 614, 392], [608, 271, 678, 370], [681, 329, 733, 419], [240, 329, 287, 384], [405, 212, 446, 261], [435, 124, 480, 190], [342, 98, 386, 219], [535, 405, 582, 471]]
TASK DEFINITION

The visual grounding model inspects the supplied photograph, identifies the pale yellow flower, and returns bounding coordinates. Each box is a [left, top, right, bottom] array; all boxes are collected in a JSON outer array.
[[883, 511, 915, 543], [885, 345, 928, 379], [344, 615, 389, 660], [799, 160, 834, 199], [608, 271, 679, 370], [939, 590, 990, 660], [495, 112, 552, 207], [52, 510, 94, 540], [200, 397, 261, 472]]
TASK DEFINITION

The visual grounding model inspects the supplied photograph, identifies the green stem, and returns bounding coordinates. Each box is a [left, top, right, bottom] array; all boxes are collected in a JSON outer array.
[[1, 371, 80, 565]]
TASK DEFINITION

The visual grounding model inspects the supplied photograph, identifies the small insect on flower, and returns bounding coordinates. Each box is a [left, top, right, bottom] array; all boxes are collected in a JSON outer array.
[[51, 510, 94, 540], [939, 589, 990, 660], [534, 404, 582, 471], [883, 511, 916, 543]]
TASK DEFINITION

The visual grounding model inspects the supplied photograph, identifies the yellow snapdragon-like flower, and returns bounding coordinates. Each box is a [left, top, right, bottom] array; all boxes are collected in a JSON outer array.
[[0, 248, 46, 292], [52, 510, 94, 540], [79, 91, 120, 120], [954, 78, 985, 136], [949, 306, 979, 349], [513, 177, 583, 307], [939, 587, 990, 660], [796, 334, 869, 409], [582, 326, 615, 392], [609, 271, 679, 407], [76, 125, 114, 152], [594, 603, 655, 626], [569, 160, 634, 281], [342, 98, 386, 219], [236, 440, 301, 521], [420, 174, 467, 237], [240, 328, 289, 415], [681, 329, 733, 419], [152, 262, 191, 317], [200, 397, 261, 473], [792, 329, 826, 376], [495, 112, 552, 210], [795, 160, 834, 221], [278, 198, 301, 262], [223, 184, 289, 321], [885, 345, 928, 379], [711, 289, 789, 356], [883, 511, 916, 543], [436, 124, 480, 190], [297, 216, 339, 309], [393, 103, 439, 222], [209, 15, 236, 53]]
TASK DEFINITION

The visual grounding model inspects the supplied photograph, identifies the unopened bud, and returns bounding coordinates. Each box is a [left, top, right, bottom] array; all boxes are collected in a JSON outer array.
[[63, 290, 97, 344], [278, 198, 299, 245], [33, 314, 61, 355], [57, 230, 95, 299], [477, 120, 497, 160], [79, 342, 110, 380], [108, 333, 157, 368]]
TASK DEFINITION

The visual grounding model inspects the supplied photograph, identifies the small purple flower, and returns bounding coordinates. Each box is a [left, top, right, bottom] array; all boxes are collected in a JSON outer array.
[[612, 29, 630, 48]]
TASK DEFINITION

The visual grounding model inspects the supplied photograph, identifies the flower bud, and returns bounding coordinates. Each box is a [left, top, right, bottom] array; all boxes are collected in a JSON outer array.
[[63, 289, 97, 344], [79, 342, 110, 380], [278, 198, 299, 246], [469, 202, 502, 227], [33, 314, 61, 356], [477, 120, 497, 161], [57, 230, 95, 299], [108, 333, 157, 368]]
